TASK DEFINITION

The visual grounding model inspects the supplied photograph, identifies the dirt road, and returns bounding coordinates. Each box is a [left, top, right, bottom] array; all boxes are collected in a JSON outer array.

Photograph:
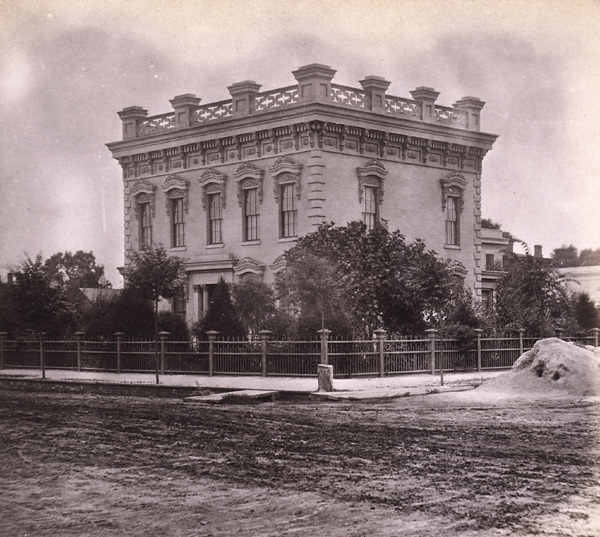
[[1, 388, 599, 536]]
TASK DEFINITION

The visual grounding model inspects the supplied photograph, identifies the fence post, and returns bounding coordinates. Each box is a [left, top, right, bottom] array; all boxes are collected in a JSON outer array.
[[114, 332, 124, 374], [39, 332, 46, 379], [259, 330, 271, 377], [207, 331, 218, 376], [374, 328, 387, 377], [555, 327, 563, 339], [518, 328, 525, 356], [159, 331, 170, 375], [75, 331, 84, 371], [0, 332, 6, 370], [425, 329, 438, 376], [318, 329, 331, 365], [591, 327, 600, 348], [474, 328, 483, 372]]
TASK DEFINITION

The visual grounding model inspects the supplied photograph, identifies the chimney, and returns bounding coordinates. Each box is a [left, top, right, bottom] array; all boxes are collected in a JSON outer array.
[[534, 245, 543, 258]]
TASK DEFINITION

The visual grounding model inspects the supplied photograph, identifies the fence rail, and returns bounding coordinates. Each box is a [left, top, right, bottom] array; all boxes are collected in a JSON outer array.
[[0, 329, 598, 379]]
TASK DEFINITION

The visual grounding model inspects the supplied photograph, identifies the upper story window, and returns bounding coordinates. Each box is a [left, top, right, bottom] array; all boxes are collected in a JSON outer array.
[[198, 168, 227, 247], [163, 175, 189, 249], [356, 159, 387, 231], [243, 188, 259, 241], [280, 183, 297, 238], [363, 185, 379, 231], [139, 202, 153, 250], [170, 198, 185, 247], [208, 192, 223, 244], [445, 196, 459, 246], [131, 179, 156, 252], [270, 157, 303, 240], [440, 172, 467, 248]]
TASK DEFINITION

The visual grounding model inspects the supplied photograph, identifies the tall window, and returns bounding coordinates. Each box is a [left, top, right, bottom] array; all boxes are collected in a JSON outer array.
[[280, 183, 297, 238], [172, 287, 186, 318], [243, 188, 259, 241], [208, 192, 223, 244], [171, 198, 185, 247], [445, 196, 459, 246], [139, 202, 152, 249], [363, 185, 378, 231]]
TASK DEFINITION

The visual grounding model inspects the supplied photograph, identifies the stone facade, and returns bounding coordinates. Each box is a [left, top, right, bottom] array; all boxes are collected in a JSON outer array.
[[107, 64, 497, 324]]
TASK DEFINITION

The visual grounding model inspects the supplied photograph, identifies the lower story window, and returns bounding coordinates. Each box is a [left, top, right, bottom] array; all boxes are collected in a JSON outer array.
[[172, 287, 186, 318]]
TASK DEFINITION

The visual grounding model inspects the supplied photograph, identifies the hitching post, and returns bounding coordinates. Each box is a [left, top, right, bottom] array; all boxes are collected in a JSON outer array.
[[207, 331, 218, 376], [317, 329, 333, 392], [159, 331, 170, 375], [259, 330, 272, 377], [75, 331, 85, 371], [475, 328, 483, 372], [0, 332, 6, 370], [39, 332, 46, 380], [425, 329, 438, 376], [518, 328, 525, 356], [114, 332, 124, 374], [555, 327, 563, 339], [374, 328, 387, 377]]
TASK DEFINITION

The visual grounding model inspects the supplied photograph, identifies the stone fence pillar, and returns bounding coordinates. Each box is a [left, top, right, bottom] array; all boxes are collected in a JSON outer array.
[[207, 331, 219, 376], [258, 330, 272, 377]]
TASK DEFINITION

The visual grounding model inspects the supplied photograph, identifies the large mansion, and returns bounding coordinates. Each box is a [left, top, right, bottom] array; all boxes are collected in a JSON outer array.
[[107, 64, 498, 324]]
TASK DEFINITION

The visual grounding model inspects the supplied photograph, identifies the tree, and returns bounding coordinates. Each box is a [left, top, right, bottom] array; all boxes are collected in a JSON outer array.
[[44, 250, 110, 290], [122, 246, 186, 342], [280, 221, 456, 337], [551, 245, 579, 268], [493, 250, 571, 336], [232, 277, 277, 336], [10, 254, 77, 336], [572, 292, 600, 332], [194, 277, 245, 339]]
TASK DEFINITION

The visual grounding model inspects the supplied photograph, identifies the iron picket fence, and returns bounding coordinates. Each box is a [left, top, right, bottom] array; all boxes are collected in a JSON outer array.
[[0, 329, 598, 378]]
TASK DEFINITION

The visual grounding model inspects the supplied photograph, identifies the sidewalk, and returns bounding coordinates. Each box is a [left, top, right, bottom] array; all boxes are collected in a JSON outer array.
[[0, 368, 504, 396]]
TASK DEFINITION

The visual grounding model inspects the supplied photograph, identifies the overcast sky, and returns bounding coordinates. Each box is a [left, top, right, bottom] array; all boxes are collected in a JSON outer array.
[[1, 0, 599, 285]]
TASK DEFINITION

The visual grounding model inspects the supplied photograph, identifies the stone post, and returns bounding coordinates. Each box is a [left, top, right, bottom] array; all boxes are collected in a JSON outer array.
[[409, 87, 440, 122], [425, 329, 438, 376], [374, 328, 387, 377], [0, 332, 6, 370], [207, 331, 219, 377], [117, 106, 148, 140], [474, 329, 483, 372], [359, 76, 391, 113], [318, 329, 332, 365], [591, 327, 600, 348], [114, 332, 124, 374], [159, 331, 170, 375], [228, 81, 262, 116], [453, 96, 485, 131], [518, 328, 525, 356], [169, 94, 201, 128], [259, 330, 272, 377], [292, 64, 336, 103], [317, 364, 334, 392]]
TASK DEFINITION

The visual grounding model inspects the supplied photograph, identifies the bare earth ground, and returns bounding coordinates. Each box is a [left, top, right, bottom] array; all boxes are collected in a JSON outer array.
[[1, 388, 599, 537]]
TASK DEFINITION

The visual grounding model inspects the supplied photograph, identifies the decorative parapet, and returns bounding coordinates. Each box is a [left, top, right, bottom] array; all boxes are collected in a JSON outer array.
[[118, 65, 487, 140]]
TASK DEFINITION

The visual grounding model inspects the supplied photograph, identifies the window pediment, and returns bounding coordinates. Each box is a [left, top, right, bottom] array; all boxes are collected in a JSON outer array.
[[131, 180, 156, 217], [198, 168, 227, 210], [271, 157, 302, 201], [440, 172, 467, 212], [234, 163, 264, 206], [234, 256, 265, 277], [356, 159, 387, 204], [163, 175, 189, 214]]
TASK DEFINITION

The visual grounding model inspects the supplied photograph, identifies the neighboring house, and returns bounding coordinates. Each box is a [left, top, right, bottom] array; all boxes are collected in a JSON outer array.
[[106, 63, 497, 325], [480, 227, 512, 308], [556, 266, 600, 307]]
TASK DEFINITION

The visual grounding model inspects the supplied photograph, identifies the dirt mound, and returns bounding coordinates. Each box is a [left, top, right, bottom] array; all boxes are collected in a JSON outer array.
[[478, 338, 600, 397]]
